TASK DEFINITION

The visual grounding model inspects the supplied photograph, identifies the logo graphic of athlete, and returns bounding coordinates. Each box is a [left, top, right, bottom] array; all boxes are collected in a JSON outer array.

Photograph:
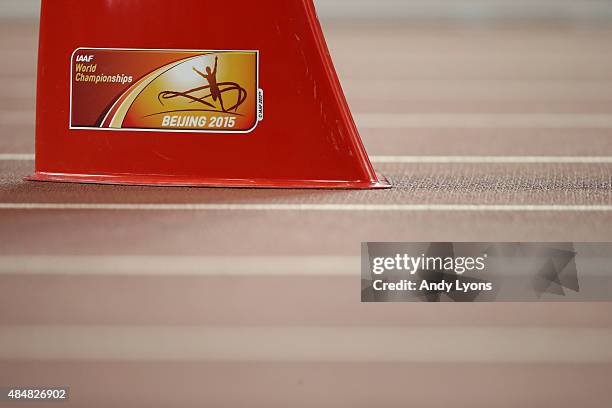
[[157, 54, 248, 115], [193, 56, 226, 112]]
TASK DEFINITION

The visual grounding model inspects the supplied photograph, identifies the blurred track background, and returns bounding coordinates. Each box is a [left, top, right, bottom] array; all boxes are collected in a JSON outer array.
[[1, 1, 612, 407]]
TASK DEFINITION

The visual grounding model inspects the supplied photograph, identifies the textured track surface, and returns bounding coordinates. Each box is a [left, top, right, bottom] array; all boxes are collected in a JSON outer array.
[[1, 21, 611, 407]]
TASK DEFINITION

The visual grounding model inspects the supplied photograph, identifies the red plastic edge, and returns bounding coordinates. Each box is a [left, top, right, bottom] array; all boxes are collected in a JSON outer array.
[[25, 172, 392, 190]]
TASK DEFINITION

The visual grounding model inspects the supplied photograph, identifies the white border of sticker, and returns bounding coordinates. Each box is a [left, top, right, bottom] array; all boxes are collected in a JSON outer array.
[[69, 47, 262, 134]]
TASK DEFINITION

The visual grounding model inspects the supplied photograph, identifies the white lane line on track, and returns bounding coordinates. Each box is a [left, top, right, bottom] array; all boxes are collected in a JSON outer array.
[[355, 113, 612, 128], [0, 153, 34, 160], [1, 255, 609, 277], [0, 203, 611, 211], [370, 156, 612, 164], [1, 326, 611, 363], [0, 256, 358, 276], [4, 154, 612, 164]]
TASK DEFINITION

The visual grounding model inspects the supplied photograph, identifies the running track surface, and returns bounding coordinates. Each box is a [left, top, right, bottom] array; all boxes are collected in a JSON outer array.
[[1, 21, 612, 407]]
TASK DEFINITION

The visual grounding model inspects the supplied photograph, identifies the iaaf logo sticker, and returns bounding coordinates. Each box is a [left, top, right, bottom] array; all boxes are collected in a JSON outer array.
[[70, 48, 262, 133]]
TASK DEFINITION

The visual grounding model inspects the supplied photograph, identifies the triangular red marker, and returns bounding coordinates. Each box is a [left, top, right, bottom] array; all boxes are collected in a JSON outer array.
[[29, 0, 391, 189]]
